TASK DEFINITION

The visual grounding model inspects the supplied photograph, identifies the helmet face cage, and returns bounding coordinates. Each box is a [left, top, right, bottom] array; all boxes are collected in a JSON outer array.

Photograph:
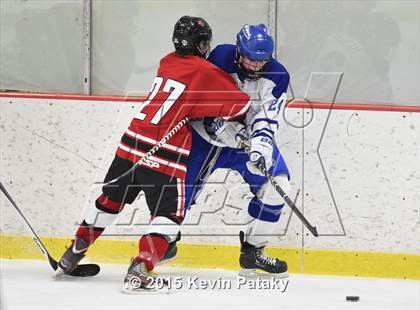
[[197, 39, 211, 58], [173, 16, 212, 58], [236, 24, 274, 80]]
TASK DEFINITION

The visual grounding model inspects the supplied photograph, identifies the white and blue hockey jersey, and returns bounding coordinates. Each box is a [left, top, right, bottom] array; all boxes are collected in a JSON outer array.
[[191, 44, 290, 147]]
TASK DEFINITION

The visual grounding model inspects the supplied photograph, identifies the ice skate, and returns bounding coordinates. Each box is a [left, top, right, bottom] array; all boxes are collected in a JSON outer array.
[[238, 231, 288, 278], [57, 237, 90, 274], [122, 257, 169, 294], [158, 231, 181, 266]]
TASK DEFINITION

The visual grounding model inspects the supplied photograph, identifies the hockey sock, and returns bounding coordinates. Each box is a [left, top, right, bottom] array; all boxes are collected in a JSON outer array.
[[246, 197, 284, 247], [137, 233, 169, 271], [75, 220, 105, 247]]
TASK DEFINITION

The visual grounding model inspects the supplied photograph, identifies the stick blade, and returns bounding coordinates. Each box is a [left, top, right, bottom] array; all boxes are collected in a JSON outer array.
[[68, 264, 100, 277], [311, 226, 319, 237], [47, 254, 58, 270]]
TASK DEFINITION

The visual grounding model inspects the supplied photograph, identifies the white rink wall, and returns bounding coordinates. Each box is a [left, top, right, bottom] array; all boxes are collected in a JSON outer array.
[[1, 97, 419, 254]]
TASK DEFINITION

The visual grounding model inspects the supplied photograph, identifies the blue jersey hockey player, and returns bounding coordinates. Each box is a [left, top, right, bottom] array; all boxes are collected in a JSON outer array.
[[185, 24, 291, 277]]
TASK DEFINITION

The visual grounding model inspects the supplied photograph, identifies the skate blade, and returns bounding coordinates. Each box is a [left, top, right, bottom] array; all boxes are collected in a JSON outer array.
[[121, 284, 170, 295], [53, 268, 77, 280], [53, 268, 67, 279], [53, 268, 79, 280], [238, 268, 289, 279]]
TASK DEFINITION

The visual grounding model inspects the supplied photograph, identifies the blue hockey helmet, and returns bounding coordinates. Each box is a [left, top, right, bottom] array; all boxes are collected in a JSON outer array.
[[236, 24, 274, 79]]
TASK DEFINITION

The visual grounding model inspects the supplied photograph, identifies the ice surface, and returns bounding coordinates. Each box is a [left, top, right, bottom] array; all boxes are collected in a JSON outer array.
[[1, 259, 419, 310]]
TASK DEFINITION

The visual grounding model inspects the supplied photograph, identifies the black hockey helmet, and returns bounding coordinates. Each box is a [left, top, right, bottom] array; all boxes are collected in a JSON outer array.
[[172, 16, 212, 58]]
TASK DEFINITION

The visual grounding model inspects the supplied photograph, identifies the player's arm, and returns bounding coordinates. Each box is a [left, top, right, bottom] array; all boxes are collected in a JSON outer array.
[[249, 76, 289, 144], [188, 66, 250, 120], [187, 66, 249, 147], [247, 73, 290, 172]]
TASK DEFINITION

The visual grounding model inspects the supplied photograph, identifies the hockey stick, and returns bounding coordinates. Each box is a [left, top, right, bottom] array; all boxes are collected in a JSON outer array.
[[97, 116, 190, 186], [240, 143, 319, 237], [192, 145, 223, 202], [0, 182, 100, 276]]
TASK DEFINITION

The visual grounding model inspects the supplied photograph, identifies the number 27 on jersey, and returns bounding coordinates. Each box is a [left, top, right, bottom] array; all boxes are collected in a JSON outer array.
[[135, 77, 186, 125]]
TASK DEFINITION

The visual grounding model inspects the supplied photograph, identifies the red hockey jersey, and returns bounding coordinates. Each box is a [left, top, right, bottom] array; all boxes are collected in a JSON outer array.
[[116, 52, 250, 179]]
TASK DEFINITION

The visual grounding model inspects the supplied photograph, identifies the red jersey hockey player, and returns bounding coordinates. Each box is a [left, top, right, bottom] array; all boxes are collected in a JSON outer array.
[[57, 16, 250, 292]]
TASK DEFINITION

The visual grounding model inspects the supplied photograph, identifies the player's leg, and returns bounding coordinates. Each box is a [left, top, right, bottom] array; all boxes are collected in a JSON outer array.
[[192, 144, 288, 275], [185, 128, 221, 209], [239, 146, 291, 276], [239, 173, 290, 277], [58, 155, 141, 273], [152, 129, 227, 268], [139, 129, 222, 270], [123, 169, 185, 291]]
